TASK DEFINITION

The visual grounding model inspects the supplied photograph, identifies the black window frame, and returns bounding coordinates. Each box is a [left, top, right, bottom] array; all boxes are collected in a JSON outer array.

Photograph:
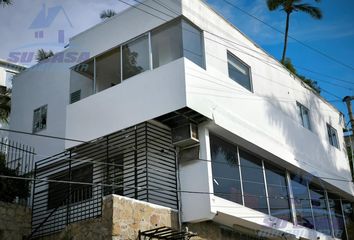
[[227, 51, 252, 91], [297, 102, 311, 130], [327, 123, 339, 149], [33, 105, 47, 133]]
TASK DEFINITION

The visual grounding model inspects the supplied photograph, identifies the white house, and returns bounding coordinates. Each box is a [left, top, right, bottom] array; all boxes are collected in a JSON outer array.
[[9, 0, 354, 239]]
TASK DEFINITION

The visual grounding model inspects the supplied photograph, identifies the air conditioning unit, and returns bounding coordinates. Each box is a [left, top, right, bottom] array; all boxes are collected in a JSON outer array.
[[172, 123, 199, 147]]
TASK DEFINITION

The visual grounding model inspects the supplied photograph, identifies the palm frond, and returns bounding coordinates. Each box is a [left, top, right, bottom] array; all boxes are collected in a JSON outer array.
[[100, 9, 117, 20], [294, 3, 322, 19], [0, 86, 11, 123], [36, 49, 54, 62], [0, 0, 12, 6], [266, 0, 286, 11]]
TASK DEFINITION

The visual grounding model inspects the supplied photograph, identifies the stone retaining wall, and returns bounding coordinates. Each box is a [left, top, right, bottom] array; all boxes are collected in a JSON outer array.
[[40, 195, 178, 240], [0, 201, 31, 240]]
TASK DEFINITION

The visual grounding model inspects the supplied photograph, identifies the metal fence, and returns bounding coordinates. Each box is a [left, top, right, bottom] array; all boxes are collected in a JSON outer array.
[[0, 138, 35, 206], [0, 138, 35, 175], [31, 121, 178, 238]]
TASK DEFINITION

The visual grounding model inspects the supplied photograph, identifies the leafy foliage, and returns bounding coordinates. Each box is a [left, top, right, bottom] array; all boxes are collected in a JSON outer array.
[[0, 86, 11, 123], [282, 58, 321, 93], [100, 9, 117, 20], [0, 153, 30, 203], [0, 0, 12, 7], [36, 49, 54, 62], [266, 0, 322, 62]]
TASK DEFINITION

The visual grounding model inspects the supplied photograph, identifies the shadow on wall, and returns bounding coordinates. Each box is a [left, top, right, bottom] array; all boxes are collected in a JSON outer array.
[[264, 92, 350, 188]]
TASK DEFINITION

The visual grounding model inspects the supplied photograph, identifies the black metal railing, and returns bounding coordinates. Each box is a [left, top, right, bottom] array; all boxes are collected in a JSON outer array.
[[0, 138, 35, 206], [31, 121, 178, 238], [0, 138, 35, 176]]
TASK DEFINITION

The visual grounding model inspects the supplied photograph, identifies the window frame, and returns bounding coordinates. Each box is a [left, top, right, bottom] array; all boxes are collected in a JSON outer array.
[[327, 123, 340, 149], [33, 105, 48, 133], [226, 51, 253, 92], [297, 102, 312, 130]]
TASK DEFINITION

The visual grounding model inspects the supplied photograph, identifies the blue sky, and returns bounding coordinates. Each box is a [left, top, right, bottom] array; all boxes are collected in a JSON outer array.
[[206, 0, 354, 124], [1, 0, 353, 124]]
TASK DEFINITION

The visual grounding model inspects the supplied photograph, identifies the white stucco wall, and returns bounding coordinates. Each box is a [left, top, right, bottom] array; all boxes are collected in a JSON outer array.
[[65, 58, 187, 148], [9, 62, 70, 161]]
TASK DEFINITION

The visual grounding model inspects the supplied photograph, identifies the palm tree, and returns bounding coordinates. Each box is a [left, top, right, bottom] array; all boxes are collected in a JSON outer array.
[[0, 86, 11, 122], [36, 49, 54, 62], [100, 9, 117, 20], [267, 0, 322, 63], [0, 0, 12, 6]]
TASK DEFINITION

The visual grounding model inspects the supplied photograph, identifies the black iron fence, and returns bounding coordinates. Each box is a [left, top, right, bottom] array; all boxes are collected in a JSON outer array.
[[31, 121, 178, 238], [0, 138, 35, 205], [0, 138, 35, 175]]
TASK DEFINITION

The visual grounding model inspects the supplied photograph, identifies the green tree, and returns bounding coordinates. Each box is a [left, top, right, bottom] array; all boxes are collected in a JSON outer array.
[[282, 58, 321, 93], [0, 86, 11, 123], [267, 0, 322, 63], [100, 9, 117, 20], [36, 49, 54, 62], [0, 153, 30, 203], [0, 0, 12, 6]]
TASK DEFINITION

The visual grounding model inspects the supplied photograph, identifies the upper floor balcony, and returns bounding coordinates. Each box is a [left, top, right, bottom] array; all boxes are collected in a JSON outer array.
[[69, 18, 204, 104]]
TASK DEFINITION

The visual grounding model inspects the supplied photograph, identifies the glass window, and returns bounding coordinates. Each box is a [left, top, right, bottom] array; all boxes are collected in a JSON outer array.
[[122, 35, 150, 80], [342, 201, 353, 240], [327, 124, 339, 149], [227, 52, 251, 91], [71, 59, 94, 101], [290, 175, 315, 229], [33, 105, 47, 133], [327, 194, 346, 239], [152, 21, 182, 69], [210, 134, 242, 204], [265, 164, 291, 222], [96, 48, 121, 92], [309, 185, 332, 236], [240, 150, 268, 214], [297, 102, 311, 130], [182, 20, 204, 68]]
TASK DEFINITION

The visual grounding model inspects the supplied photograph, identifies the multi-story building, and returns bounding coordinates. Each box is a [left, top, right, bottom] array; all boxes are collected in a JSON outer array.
[[8, 0, 354, 239]]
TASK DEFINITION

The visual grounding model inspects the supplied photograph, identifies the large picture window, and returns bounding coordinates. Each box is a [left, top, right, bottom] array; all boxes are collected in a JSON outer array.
[[210, 134, 242, 204], [290, 175, 315, 229], [209, 132, 352, 239], [70, 18, 205, 103], [122, 35, 150, 80], [151, 20, 182, 69], [96, 48, 121, 92], [265, 163, 291, 222], [239, 150, 268, 214], [309, 185, 332, 236], [328, 194, 346, 239]]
